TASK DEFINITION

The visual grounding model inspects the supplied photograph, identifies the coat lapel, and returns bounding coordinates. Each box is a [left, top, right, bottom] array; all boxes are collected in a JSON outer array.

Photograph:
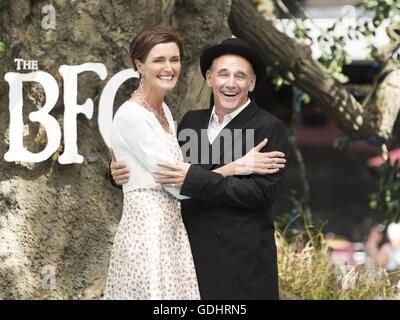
[[180, 101, 258, 170], [187, 108, 213, 170]]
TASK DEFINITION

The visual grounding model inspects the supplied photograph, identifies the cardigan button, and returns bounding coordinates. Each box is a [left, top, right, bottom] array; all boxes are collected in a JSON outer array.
[[215, 229, 222, 237]]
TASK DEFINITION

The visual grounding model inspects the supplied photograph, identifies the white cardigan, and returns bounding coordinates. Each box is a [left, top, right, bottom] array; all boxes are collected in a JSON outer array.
[[111, 100, 188, 200]]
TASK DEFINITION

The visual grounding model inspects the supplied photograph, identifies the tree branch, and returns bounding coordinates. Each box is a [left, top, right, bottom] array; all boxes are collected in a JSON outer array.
[[228, 0, 400, 141]]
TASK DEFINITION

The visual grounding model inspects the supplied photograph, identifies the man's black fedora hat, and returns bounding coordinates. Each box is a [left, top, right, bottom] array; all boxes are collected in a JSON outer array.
[[200, 37, 266, 83]]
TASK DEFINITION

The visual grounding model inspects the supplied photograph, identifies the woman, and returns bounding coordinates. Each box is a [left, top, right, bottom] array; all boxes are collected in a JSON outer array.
[[104, 26, 285, 299]]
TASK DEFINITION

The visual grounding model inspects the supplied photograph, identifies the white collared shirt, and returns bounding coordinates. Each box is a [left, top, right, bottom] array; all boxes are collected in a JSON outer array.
[[207, 99, 251, 144]]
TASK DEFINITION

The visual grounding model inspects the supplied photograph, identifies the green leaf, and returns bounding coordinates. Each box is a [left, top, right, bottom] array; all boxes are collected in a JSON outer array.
[[0, 41, 6, 55], [365, 0, 377, 9], [334, 135, 351, 149], [384, 0, 394, 7], [301, 93, 311, 104]]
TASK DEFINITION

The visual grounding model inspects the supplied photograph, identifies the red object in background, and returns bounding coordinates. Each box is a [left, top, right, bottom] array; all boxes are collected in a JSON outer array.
[[295, 121, 340, 146], [367, 148, 400, 168], [326, 239, 356, 267]]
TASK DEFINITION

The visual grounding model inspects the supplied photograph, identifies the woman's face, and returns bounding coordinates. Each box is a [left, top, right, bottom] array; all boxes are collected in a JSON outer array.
[[136, 42, 181, 92]]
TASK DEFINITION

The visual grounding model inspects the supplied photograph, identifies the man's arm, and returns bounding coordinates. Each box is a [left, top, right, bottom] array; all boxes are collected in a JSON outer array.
[[154, 139, 286, 184], [181, 165, 282, 210], [180, 121, 289, 211]]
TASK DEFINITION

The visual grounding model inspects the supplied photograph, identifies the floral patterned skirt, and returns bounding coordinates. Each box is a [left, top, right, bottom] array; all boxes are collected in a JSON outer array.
[[104, 188, 200, 299]]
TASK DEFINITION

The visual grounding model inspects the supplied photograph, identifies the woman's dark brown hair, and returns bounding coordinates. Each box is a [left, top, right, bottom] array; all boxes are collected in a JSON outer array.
[[129, 26, 184, 72]]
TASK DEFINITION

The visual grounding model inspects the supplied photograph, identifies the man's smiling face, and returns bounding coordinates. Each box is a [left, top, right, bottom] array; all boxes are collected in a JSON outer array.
[[206, 54, 256, 115]]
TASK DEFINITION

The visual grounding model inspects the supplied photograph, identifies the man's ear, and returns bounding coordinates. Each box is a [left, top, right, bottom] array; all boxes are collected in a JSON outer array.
[[205, 69, 213, 88], [248, 75, 256, 93]]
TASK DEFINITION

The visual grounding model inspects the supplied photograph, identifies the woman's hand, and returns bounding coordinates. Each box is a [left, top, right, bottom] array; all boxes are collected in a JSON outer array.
[[153, 161, 191, 187]]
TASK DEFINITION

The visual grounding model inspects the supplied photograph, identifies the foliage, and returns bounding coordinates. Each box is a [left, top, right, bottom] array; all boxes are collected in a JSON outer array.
[[274, 191, 325, 244], [0, 41, 5, 54], [0, 37, 24, 66], [269, 0, 351, 85], [356, 0, 400, 62], [0, 14, 7, 64], [358, 0, 400, 25], [333, 134, 353, 150], [265, 0, 400, 91], [369, 159, 400, 223], [0, 17, 24, 66], [277, 228, 400, 299], [0, 32, 7, 65]]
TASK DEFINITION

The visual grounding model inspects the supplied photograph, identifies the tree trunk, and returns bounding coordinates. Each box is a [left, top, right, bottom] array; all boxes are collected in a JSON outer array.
[[229, 0, 400, 141], [1, 0, 399, 299], [0, 0, 230, 299]]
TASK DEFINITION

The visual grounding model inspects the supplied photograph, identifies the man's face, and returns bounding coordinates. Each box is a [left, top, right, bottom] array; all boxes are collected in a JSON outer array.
[[206, 54, 256, 115]]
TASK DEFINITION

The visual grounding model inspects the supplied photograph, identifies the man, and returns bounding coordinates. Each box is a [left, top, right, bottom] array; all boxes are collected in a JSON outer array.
[[110, 38, 289, 299]]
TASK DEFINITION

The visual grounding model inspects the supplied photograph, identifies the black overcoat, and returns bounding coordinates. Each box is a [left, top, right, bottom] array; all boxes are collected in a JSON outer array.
[[177, 100, 290, 300]]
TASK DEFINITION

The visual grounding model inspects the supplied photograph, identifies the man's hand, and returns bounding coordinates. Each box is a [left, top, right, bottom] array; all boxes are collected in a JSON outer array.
[[153, 161, 191, 187], [109, 148, 130, 185], [234, 139, 286, 175]]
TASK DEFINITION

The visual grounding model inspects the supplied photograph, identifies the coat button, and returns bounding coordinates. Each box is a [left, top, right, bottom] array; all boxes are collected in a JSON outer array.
[[215, 229, 222, 237]]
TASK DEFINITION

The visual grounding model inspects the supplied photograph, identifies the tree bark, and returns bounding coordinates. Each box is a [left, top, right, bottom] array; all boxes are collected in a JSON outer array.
[[1, 0, 399, 300], [0, 0, 230, 299], [229, 0, 400, 141]]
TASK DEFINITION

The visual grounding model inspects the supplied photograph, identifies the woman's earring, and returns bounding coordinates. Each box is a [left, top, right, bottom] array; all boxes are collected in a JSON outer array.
[[138, 73, 144, 87]]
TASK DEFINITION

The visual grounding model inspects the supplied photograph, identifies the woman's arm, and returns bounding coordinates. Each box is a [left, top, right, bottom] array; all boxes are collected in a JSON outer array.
[[113, 106, 187, 200], [374, 244, 390, 268], [154, 139, 286, 186]]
